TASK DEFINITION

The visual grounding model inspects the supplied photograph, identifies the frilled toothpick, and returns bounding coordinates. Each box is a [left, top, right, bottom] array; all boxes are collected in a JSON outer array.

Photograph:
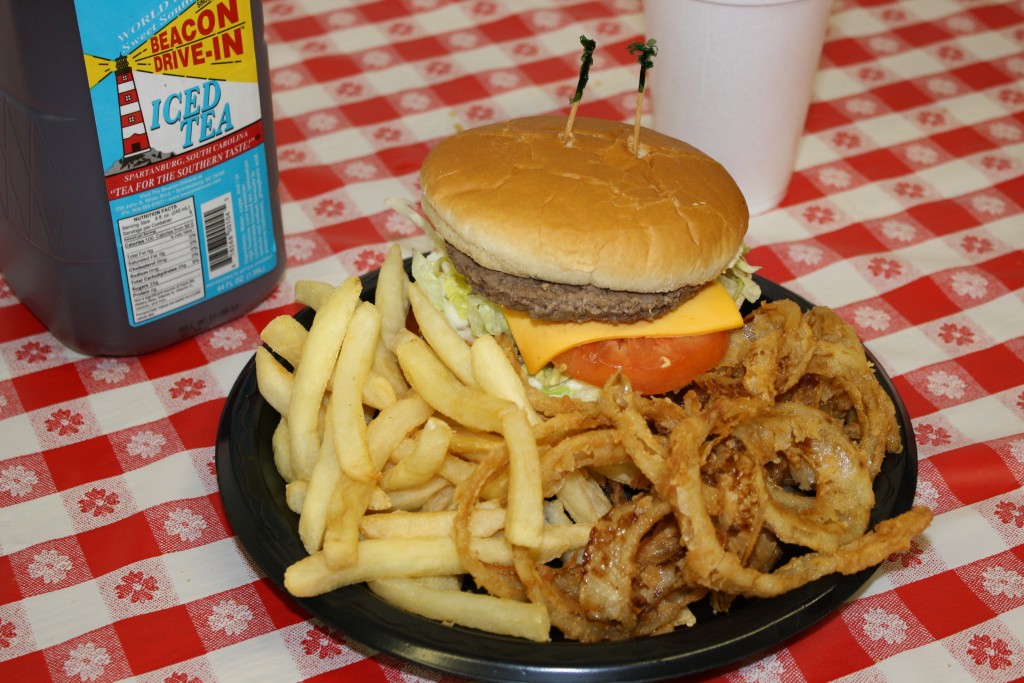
[[627, 38, 657, 156], [564, 35, 597, 145]]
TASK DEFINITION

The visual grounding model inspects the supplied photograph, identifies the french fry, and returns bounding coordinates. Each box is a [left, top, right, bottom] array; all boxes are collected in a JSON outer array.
[[366, 394, 435, 470], [288, 277, 362, 480], [285, 526, 592, 596], [471, 334, 541, 425], [285, 537, 466, 596], [385, 476, 450, 511], [359, 507, 506, 539], [362, 371, 398, 410], [271, 419, 294, 483], [331, 301, 381, 483], [437, 454, 477, 486], [297, 416, 340, 554], [371, 244, 411, 396], [381, 417, 453, 490], [369, 578, 551, 642], [368, 486, 392, 511], [408, 282, 476, 387], [395, 335, 515, 433], [294, 279, 336, 310], [321, 477, 375, 568], [410, 575, 462, 591], [375, 243, 411, 350], [284, 480, 307, 515], [255, 346, 293, 416], [259, 314, 308, 368], [501, 409, 544, 548]]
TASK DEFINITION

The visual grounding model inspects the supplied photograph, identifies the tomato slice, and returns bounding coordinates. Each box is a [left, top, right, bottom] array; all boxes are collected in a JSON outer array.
[[552, 332, 731, 395]]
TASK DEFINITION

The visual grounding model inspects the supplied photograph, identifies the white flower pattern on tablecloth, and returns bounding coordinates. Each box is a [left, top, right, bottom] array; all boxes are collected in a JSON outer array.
[[915, 480, 940, 509], [271, 69, 304, 89], [949, 271, 989, 299], [28, 549, 73, 584], [208, 599, 254, 636], [383, 212, 418, 237], [449, 31, 480, 50], [399, 92, 432, 111], [344, 161, 378, 180], [63, 642, 111, 682], [1010, 439, 1024, 463], [924, 77, 959, 97], [324, 10, 357, 28], [925, 370, 967, 400], [305, 112, 340, 133], [489, 71, 521, 90], [988, 121, 1022, 142], [880, 219, 917, 242], [164, 508, 208, 542], [868, 36, 900, 54], [127, 430, 167, 459], [970, 194, 1008, 217], [981, 566, 1024, 598], [904, 143, 940, 165], [209, 326, 247, 351], [862, 607, 908, 644], [853, 306, 892, 331], [361, 49, 394, 69], [817, 166, 854, 189], [0, 464, 39, 497], [91, 358, 130, 384], [788, 244, 824, 265], [845, 97, 879, 116]]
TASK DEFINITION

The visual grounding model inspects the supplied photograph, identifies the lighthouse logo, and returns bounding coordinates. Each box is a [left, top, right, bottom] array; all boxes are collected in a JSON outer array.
[[115, 55, 153, 160], [79, 0, 262, 179]]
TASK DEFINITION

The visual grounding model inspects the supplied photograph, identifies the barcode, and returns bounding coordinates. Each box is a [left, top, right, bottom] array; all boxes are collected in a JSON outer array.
[[202, 194, 238, 274]]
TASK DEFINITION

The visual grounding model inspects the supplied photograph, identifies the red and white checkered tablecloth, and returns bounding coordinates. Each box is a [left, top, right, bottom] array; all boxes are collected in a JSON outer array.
[[2, 0, 1023, 681]]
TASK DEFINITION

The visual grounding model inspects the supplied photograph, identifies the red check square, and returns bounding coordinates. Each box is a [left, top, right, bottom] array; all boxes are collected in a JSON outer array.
[[45, 438, 124, 492], [788, 612, 875, 680], [0, 306, 46, 344], [896, 570, 995, 638], [12, 365, 88, 413], [77, 514, 161, 578], [930, 443, 1019, 505], [114, 605, 206, 674]]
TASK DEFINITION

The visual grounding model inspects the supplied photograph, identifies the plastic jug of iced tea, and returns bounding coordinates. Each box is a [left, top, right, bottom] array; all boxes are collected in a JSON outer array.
[[0, 0, 285, 355]]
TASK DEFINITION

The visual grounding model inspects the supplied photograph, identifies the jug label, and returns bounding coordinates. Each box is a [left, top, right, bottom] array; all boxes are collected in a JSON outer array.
[[74, 0, 278, 326]]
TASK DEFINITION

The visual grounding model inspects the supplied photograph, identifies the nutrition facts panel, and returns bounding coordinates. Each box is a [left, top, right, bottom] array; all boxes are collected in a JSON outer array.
[[117, 197, 205, 324]]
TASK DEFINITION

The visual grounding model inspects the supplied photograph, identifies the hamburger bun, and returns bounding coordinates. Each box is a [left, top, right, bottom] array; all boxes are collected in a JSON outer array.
[[419, 115, 748, 296]]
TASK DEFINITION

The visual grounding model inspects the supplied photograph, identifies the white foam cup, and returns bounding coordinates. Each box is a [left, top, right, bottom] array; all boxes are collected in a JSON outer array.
[[642, 0, 831, 215]]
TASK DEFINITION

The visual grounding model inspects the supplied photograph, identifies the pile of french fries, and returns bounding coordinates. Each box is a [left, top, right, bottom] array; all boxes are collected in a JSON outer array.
[[256, 245, 603, 642]]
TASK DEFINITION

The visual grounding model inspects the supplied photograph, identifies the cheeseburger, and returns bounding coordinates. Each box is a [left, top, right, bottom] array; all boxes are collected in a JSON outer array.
[[405, 115, 760, 397]]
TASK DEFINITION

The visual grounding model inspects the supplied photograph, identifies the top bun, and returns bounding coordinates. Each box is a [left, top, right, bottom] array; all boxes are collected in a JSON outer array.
[[419, 115, 749, 294]]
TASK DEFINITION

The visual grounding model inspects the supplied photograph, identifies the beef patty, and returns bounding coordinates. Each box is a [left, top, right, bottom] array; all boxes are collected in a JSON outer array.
[[447, 246, 703, 324]]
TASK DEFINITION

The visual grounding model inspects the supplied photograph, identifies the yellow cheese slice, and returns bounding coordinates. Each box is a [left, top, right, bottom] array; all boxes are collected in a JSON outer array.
[[503, 282, 743, 374]]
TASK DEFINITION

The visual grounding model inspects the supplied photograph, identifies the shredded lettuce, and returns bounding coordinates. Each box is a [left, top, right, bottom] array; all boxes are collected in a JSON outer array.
[[717, 246, 762, 307], [528, 366, 604, 401], [411, 250, 510, 341]]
